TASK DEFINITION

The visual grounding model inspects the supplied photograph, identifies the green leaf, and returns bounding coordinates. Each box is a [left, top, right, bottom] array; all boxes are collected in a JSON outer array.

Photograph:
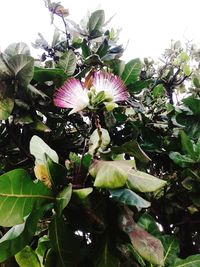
[[89, 160, 135, 189], [15, 246, 41, 267], [81, 39, 91, 58], [44, 249, 57, 267], [88, 128, 110, 155], [94, 239, 120, 267], [0, 169, 53, 226], [109, 189, 150, 209], [0, 96, 14, 120], [88, 10, 105, 34], [110, 141, 151, 163], [4, 42, 31, 57], [137, 213, 161, 237], [160, 235, 179, 266], [0, 209, 43, 262], [119, 212, 164, 265], [57, 50, 76, 76], [55, 184, 72, 216], [153, 84, 165, 98], [49, 215, 80, 267], [96, 39, 109, 58], [180, 130, 195, 158], [35, 236, 50, 266], [8, 54, 34, 86], [169, 152, 196, 167], [128, 224, 164, 266], [173, 254, 200, 267], [127, 170, 166, 192], [0, 54, 12, 79], [45, 154, 67, 188], [182, 97, 200, 115], [33, 67, 67, 86], [30, 135, 59, 164], [73, 187, 93, 199], [183, 63, 191, 76], [127, 244, 146, 267], [121, 58, 142, 85], [127, 79, 152, 94], [107, 59, 125, 76]]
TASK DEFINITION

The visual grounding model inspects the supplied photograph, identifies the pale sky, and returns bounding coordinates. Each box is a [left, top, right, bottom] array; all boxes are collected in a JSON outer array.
[[1, 0, 200, 61]]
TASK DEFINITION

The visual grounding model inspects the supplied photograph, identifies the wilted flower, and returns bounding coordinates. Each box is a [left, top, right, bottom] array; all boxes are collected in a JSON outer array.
[[34, 164, 52, 188], [54, 71, 128, 114], [54, 78, 89, 115]]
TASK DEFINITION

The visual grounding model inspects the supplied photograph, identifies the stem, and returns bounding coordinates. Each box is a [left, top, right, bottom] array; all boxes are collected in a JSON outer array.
[[93, 114, 103, 156]]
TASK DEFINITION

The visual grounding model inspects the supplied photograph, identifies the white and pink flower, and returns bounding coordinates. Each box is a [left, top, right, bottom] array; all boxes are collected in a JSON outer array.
[[93, 71, 129, 102], [54, 71, 128, 114], [54, 78, 89, 115]]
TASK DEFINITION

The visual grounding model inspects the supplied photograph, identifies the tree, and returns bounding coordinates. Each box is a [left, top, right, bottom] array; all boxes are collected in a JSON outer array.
[[0, 1, 200, 266]]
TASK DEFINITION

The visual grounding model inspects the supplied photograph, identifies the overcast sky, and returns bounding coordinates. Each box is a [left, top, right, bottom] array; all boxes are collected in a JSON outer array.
[[1, 0, 200, 61]]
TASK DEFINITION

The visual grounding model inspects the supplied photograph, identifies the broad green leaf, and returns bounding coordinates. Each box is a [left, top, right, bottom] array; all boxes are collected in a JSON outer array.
[[182, 97, 200, 115], [58, 50, 76, 76], [44, 249, 57, 267], [33, 67, 67, 86], [178, 51, 190, 62], [169, 152, 196, 167], [153, 84, 165, 98], [73, 187, 93, 199], [35, 236, 50, 266], [94, 239, 120, 267], [49, 215, 80, 267], [127, 244, 146, 267], [180, 130, 195, 158], [127, 79, 152, 94], [88, 128, 110, 155], [127, 170, 166, 192], [121, 58, 142, 85], [0, 54, 12, 78], [120, 211, 164, 265], [15, 246, 41, 267], [173, 254, 200, 267], [0, 96, 14, 120], [183, 63, 191, 76], [55, 184, 72, 216], [192, 75, 200, 88], [88, 10, 105, 34], [0, 169, 53, 226], [81, 39, 91, 58], [45, 154, 67, 188], [31, 119, 51, 132], [0, 209, 43, 262], [107, 59, 125, 76], [160, 235, 179, 266], [89, 160, 135, 189], [30, 135, 59, 164], [8, 54, 34, 86], [137, 213, 161, 237], [128, 224, 164, 266], [96, 39, 109, 58], [4, 42, 30, 57], [109, 189, 150, 209], [110, 140, 151, 163]]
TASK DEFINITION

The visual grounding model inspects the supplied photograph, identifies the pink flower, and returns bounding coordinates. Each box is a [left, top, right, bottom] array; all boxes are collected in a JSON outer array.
[[54, 71, 128, 114], [93, 71, 128, 102], [54, 78, 89, 115]]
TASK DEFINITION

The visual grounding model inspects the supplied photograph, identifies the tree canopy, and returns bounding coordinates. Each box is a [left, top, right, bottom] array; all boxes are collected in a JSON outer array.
[[0, 1, 200, 266]]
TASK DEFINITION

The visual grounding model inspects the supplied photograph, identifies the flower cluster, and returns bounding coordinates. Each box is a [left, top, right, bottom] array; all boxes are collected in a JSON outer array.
[[54, 71, 128, 114]]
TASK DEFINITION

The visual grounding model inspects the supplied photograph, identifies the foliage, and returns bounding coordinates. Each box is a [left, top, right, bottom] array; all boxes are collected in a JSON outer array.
[[0, 1, 200, 266]]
